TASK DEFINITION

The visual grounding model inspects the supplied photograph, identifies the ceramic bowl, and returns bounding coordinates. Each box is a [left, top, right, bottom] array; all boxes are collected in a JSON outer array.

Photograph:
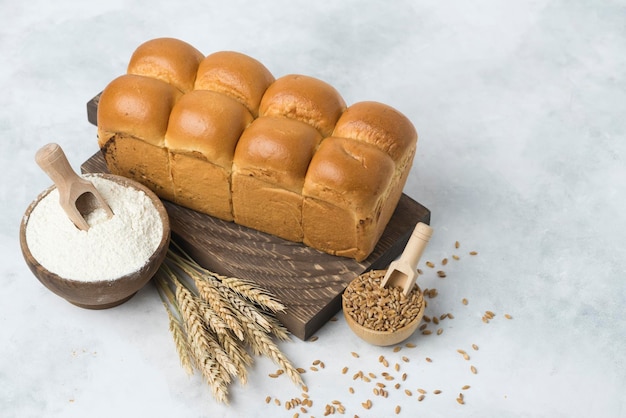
[[19, 173, 170, 309]]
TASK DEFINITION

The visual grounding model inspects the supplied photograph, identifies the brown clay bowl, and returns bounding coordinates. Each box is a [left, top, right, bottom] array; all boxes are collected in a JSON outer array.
[[19, 173, 170, 309], [342, 273, 425, 346]]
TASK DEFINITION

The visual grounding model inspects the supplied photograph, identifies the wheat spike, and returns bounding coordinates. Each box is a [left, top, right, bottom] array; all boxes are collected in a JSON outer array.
[[197, 300, 230, 337], [244, 321, 303, 388], [218, 332, 252, 385], [196, 352, 229, 404], [175, 280, 233, 395], [221, 276, 286, 312], [165, 305, 194, 375], [195, 278, 245, 341], [260, 311, 291, 341], [219, 286, 273, 332]]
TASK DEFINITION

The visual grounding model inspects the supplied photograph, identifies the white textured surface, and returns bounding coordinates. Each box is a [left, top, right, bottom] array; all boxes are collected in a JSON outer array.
[[2, 1, 625, 417]]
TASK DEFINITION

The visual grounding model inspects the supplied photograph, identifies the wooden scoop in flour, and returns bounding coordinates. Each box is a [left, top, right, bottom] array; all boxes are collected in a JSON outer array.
[[35, 143, 113, 231], [380, 222, 433, 296]]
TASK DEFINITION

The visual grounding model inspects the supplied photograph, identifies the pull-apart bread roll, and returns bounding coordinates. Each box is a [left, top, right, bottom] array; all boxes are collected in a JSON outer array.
[[232, 117, 323, 241], [97, 74, 182, 200], [302, 101, 417, 261], [259, 74, 346, 137], [165, 90, 253, 220], [194, 51, 275, 117], [97, 38, 418, 261], [127, 37, 204, 93]]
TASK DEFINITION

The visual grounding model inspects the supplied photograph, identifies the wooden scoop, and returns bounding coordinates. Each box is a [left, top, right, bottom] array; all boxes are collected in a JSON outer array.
[[380, 222, 433, 296], [35, 143, 113, 231]]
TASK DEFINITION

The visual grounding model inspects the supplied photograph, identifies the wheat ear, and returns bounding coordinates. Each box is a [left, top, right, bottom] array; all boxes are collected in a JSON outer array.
[[194, 278, 245, 341], [174, 277, 230, 401], [220, 276, 286, 313], [244, 321, 303, 388], [218, 332, 252, 385], [155, 274, 194, 375]]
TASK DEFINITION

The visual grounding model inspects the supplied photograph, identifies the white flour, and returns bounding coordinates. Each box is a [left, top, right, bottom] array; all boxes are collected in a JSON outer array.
[[25, 175, 163, 282]]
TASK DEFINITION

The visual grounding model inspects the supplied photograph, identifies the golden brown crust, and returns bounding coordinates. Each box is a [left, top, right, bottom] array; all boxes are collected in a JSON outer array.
[[194, 51, 275, 117], [303, 137, 395, 212], [302, 137, 396, 261], [165, 90, 253, 169], [127, 37, 204, 93], [259, 74, 346, 137], [233, 117, 322, 191], [97, 39, 417, 261], [97, 74, 182, 148], [332, 101, 417, 164]]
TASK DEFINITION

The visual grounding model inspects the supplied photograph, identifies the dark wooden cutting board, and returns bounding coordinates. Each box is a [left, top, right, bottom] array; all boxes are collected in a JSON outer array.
[[84, 95, 431, 340]]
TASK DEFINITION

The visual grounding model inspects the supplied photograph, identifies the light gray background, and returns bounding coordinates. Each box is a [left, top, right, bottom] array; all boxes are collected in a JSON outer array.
[[2, 1, 625, 417]]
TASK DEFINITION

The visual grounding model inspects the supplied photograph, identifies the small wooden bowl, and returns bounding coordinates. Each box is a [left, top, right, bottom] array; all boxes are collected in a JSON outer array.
[[20, 173, 170, 309], [342, 278, 425, 346]]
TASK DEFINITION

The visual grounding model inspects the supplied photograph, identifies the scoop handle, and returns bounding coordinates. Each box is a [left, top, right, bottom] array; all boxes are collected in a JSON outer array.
[[35, 143, 82, 195], [402, 222, 433, 270]]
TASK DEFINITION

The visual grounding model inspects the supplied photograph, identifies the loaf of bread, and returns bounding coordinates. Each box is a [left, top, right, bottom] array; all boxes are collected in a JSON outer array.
[[97, 37, 417, 261]]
